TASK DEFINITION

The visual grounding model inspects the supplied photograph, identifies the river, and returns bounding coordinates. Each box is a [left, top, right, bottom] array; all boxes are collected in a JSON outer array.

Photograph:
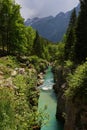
[[38, 66, 64, 130]]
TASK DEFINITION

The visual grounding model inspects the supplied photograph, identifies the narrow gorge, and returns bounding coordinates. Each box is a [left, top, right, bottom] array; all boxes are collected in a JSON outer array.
[[38, 66, 64, 130]]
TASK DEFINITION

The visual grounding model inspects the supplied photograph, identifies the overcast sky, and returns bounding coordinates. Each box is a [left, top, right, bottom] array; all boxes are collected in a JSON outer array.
[[15, 0, 79, 20]]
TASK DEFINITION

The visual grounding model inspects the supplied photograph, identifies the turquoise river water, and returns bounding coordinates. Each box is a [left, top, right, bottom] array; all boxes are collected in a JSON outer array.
[[38, 67, 64, 130]]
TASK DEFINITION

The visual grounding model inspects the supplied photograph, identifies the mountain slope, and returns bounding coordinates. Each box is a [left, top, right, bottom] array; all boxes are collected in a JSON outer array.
[[25, 4, 80, 42]]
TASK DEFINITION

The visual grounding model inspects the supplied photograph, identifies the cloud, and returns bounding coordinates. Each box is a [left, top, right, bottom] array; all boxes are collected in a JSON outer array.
[[15, 0, 79, 20]]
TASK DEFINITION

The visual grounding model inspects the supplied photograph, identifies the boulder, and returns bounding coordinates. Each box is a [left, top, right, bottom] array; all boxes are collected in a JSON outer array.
[[37, 79, 44, 86], [38, 73, 44, 79], [4, 77, 13, 87], [11, 70, 17, 76], [0, 75, 4, 80], [0, 71, 4, 75], [18, 68, 25, 74]]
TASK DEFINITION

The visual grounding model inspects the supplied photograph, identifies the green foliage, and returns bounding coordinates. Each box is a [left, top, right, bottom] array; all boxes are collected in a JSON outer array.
[[49, 42, 65, 65], [28, 55, 48, 72], [14, 93, 30, 130], [0, 0, 50, 61], [13, 74, 26, 93], [0, 56, 19, 68], [0, 56, 19, 78], [0, 0, 26, 55], [74, 0, 87, 63], [48, 44, 58, 61], [64, 9, 77, 61], [33, 31, 42, 57], [0, 87, 15, 130], [39, 38, 50, 60], [62, 0, 87, 106], [32, 31, 50, 60], [37, 108, 49, 127], [65, 61, 87, 102], [25, 27, 36, 56], [64, 60, 74, 70], [25, 69, 38, 107], [0, 56, 49, 130], [55, 42, 65, 65]]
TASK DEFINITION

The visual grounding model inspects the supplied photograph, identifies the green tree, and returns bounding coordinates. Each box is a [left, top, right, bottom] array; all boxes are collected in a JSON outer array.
[[33, 31, 42, 57], [65, 61, 87, 102], [25, 27, 36, 56], [64, 9, 77, 61], [55, 42, 65, 65], [0, 0, 26, 55], [0, 0, 12, 53], [39, 37, 50, 60], [8, 4, 27, 54], [74, 0, 87, 63]]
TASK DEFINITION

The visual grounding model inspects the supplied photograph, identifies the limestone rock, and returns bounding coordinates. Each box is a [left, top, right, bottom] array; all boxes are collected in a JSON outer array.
[[11, 70, 17, 76], [0, 71, 4, 75], [18, 68, 25, 74], [4, 77, 13, 87], [38, 73, 44, 79], [37, 79, 44, 86]]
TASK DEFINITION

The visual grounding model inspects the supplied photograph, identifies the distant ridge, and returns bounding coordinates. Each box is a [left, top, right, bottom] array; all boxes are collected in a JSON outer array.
[[25, 4, 80, 42]]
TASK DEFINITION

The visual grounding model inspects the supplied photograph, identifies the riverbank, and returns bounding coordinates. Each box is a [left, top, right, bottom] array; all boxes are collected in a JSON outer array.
[[0, 55, 48, 130]]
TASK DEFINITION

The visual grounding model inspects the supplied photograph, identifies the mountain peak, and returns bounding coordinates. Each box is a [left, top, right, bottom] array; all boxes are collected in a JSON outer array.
[[25, 4, 80, 42], [55, 12, 65, 18]]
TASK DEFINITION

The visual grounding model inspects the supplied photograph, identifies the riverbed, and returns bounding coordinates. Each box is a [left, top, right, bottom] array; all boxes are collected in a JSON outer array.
[[38, 67, 64, 130]]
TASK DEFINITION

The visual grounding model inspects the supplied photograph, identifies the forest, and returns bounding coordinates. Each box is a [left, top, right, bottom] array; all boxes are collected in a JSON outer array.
[[0, 0, 87, 130]]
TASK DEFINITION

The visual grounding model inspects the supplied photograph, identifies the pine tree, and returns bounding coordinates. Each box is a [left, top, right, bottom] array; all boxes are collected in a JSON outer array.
[[33, 31, 43, 57], [74, 0, 87, 63], [64, 9, 77, 61], [8, 3, 26, 54], [0, 0, 26, 55], [25, 26, 36, 56]]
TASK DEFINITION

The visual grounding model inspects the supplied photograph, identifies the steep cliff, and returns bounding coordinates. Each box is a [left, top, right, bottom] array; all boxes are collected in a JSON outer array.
[[64, 100, 87, 130], [53, 66, 66, 123], [53, 65, 87, 130]]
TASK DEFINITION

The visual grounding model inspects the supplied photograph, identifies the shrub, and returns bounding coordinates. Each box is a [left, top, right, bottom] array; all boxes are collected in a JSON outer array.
[[65, 61, 87, 102], [0, 87, 16, 130], [28, 56, 48, 72]]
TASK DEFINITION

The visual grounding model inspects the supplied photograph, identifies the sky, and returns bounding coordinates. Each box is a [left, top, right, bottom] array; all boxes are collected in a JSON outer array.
[[15, 0, 79, 20]]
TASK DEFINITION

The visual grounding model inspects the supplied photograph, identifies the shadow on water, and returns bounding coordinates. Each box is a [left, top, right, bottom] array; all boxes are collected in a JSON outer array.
[[38, 66, 64, 130]]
